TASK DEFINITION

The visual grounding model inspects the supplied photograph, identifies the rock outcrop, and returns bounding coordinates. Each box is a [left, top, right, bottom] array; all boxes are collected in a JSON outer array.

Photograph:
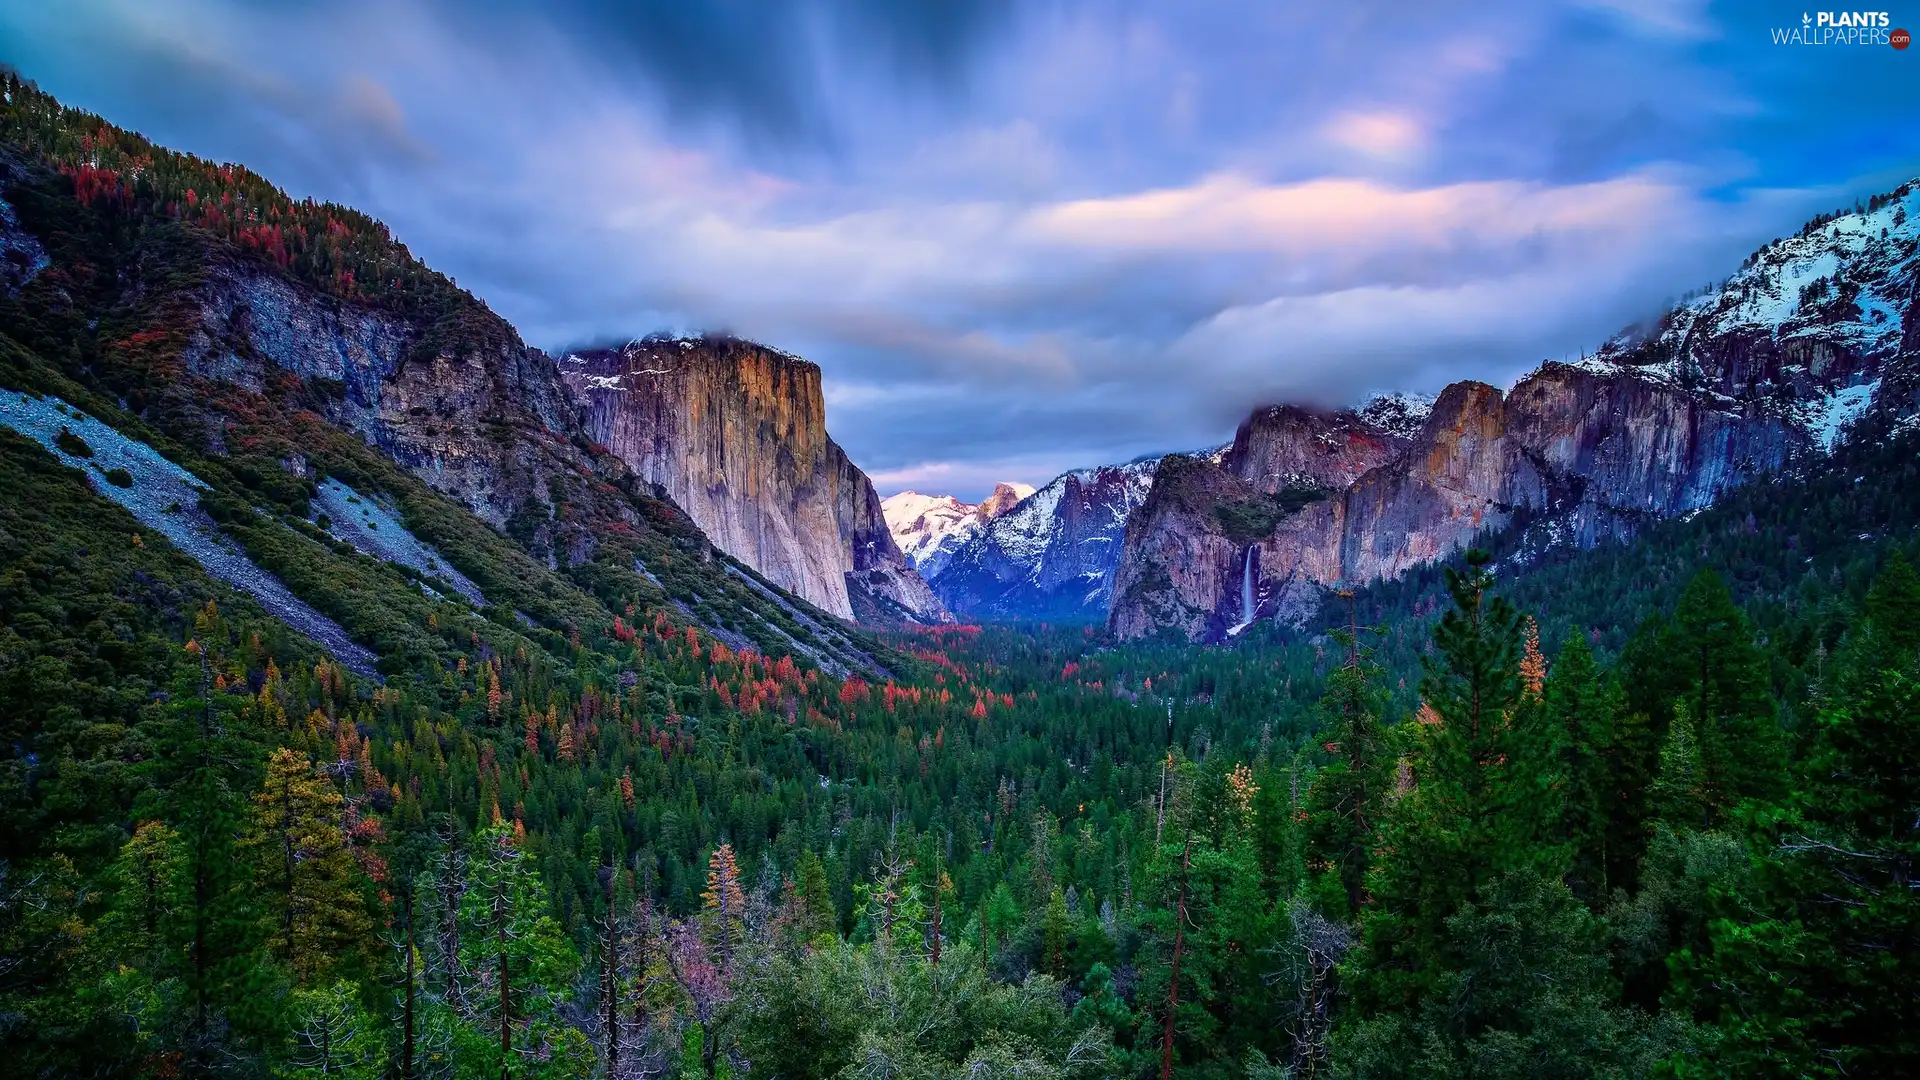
[[883, 481, 1034, 582], [924, 458, 1161, 621], [1111, 179, 1920, 640], [560, 337, 947, 624], [1109, 403, 1410, 640]]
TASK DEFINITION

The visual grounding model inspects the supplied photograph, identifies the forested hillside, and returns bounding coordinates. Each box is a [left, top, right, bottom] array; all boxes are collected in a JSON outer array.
[[1, 69, 1916, 1080]]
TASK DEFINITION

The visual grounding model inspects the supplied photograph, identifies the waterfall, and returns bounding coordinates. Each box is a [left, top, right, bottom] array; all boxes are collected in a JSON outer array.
[[1227, 546, 1257, 636], [1240, 546, 1255, 626]]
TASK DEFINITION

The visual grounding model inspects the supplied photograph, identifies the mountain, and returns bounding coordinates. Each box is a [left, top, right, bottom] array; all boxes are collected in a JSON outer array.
[[1109, 401, 1416, 639], [881, 481, 1033, 580], [1110, 178, 1920, 640], [920, 457, 1162, 621], [560, 337, 948, 626], [911, 394, 1430, 625], [0, 76, 910, 677]]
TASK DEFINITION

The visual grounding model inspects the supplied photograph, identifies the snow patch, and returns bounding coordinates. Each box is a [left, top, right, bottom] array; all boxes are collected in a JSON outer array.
[[1805, 379, 1880, 451], [1359, 391, 1437, 438]]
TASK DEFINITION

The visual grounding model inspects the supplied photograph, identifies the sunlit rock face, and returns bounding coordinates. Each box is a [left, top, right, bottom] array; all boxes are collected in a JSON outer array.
[[561, 336, 947, 625]]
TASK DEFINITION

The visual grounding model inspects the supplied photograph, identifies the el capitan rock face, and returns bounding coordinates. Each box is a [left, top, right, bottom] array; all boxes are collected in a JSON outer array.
[[561, 337, 947, 625]]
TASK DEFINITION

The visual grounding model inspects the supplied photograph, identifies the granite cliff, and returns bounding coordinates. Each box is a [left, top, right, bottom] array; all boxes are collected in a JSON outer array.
[[0, 90, 912, 674], [1110, 179, 1920, 640], [921, 457, 1162, 621], [561, 337, 947, 625]]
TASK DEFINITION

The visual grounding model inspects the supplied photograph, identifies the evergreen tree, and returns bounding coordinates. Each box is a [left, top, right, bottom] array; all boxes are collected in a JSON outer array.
[[1341, 870, 1686, 1079], [246, 747, 371, 985], [701, 843, 746, 973], [1670, 570, 1788, 819], [1540, 635, 1619, 904], [456, 823, 579, 1078], [1346, 551, 1542, 1019], [1302, 631, 1391, 916], [1674, 559, 1920, 1076], [284, 981, 386, 1079], [794, 850, 837, 944]]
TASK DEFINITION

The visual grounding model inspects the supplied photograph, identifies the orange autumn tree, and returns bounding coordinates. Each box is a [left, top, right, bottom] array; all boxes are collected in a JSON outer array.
[[702, 843, 748, 972]]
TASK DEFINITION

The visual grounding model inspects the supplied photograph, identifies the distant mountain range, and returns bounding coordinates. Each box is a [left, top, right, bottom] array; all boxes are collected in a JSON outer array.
[[881, 482, 1033, 582], [6, 71, 1912, 648], [885, 179, 1920, 637]]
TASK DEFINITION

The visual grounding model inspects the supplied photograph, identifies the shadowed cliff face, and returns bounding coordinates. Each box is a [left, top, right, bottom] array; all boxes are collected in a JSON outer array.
[[560, 336, 947, 624], [1110, 365, 1844, 641], [171, 253, 612, 552], [1109, 405, 1401, 641], [1110, 180, 1920, 641]]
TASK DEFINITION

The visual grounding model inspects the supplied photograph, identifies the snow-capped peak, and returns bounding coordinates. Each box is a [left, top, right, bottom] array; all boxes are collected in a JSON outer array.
[[1519, 178, 1918, 453], [882, 481, 1037, 578]]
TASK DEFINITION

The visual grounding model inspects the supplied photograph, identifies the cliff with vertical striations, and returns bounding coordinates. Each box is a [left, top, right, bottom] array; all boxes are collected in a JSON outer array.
[[560, 336, 947, 625], [1111, 178, 1920, 640]]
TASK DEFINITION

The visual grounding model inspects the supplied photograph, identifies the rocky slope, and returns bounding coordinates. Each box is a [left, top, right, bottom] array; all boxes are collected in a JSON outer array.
[[0, 82, 914, 676], [882, 482, 1033, 581], [1111, 178, 1920, 640], [921, 457, 1162, 621], [560, 337, 948, 625], [1108, 401, 1416, 639]]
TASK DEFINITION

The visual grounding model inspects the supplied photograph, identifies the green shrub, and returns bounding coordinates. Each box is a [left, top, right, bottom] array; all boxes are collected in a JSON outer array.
[[103, 467, 133, 487], [55, 426, 92, 457]]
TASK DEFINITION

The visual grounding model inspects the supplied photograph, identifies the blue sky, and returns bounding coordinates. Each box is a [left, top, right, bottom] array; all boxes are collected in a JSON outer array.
[[4, 0, 1917, 499]]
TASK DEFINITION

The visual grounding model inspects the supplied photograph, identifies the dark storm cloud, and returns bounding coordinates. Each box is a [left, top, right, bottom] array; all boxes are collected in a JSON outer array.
[[5, 0, 1917, 501], [434, 0, 1021, 145]]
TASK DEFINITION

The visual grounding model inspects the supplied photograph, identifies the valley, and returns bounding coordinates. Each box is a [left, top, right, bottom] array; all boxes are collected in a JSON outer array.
[[0, 65, 1916, 1080]]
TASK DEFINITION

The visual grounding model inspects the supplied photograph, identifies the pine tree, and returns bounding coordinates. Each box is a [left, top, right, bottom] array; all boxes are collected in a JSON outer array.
[[1676, 559, 1920, 1076], [105, 820, 183, 968], [457, 823, 577, 1079], [285, 982, 386, 1079], [1042, 886, 1071, 977], [1671, 570, 1787, 820], [1541, 634, 1620, 904], [1341, 870, 1682, 1078], [1343, 552, 1580, 1054], [246, 747, 370, 984], [1302, 631, 1391, 916], [1650, 700, 1707, 829], [795, 850, 837, 943]]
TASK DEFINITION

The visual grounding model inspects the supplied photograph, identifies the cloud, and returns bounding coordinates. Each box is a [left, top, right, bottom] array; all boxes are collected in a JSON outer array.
[[1023, 172, 1680, 257], [1321, 111, 1429, 161], [5, 0, 1915, 502]]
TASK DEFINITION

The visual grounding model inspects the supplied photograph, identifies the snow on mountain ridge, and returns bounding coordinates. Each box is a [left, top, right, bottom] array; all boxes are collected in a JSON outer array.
[[1359, 391, 1438, 440], [882, 482, 1033, 581], [1499, 179, 1920, 452], [917, 457, 1162, 620]]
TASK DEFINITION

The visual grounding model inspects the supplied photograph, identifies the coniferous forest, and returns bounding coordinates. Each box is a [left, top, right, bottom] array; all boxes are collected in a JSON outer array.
[[2, 67, 1918, 1080]]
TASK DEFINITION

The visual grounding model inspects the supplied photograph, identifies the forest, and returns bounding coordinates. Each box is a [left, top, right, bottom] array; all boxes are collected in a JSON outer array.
[[1, 68, 1917, 1080], [5, 400, 1916, 1078]]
